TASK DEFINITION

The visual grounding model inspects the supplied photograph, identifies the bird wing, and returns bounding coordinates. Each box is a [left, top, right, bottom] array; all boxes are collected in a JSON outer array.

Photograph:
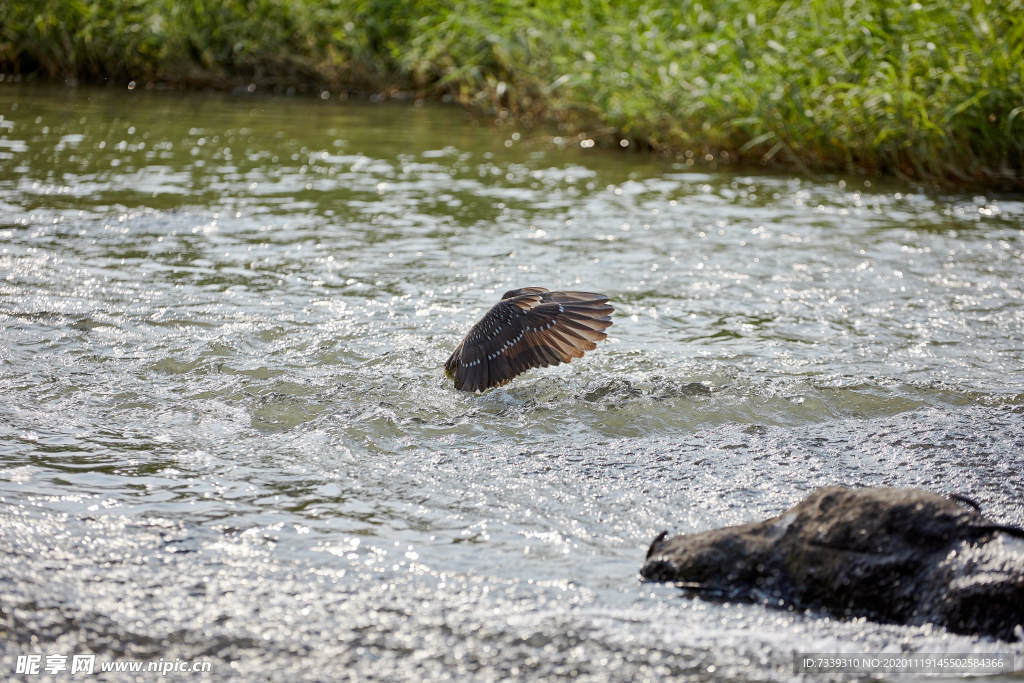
[[446, 290, 613, 392]]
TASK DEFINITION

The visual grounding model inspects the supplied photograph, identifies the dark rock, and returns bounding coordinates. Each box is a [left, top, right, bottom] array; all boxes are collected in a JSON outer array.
[[641, 486, 1024, 641]]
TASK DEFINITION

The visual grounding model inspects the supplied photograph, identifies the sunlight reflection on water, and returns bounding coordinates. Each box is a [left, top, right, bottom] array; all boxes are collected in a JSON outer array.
[[1, 86, 1022, 680]]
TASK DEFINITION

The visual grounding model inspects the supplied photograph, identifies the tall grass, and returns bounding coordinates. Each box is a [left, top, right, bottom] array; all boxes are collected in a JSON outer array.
[[2, 0, 1021, 187]]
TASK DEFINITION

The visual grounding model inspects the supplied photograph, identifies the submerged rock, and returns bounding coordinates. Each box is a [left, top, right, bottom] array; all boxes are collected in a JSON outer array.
[[642, 486, 1024, 641]]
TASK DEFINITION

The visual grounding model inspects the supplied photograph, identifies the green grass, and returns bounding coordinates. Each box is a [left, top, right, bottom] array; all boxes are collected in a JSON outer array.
[[2, 0, 1022, 188]]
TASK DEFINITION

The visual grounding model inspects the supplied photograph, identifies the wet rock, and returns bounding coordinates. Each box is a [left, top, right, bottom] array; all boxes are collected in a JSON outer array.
[[642, 486, 1024, 640]]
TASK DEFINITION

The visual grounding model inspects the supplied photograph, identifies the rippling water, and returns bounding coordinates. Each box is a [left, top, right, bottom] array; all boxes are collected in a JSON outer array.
[[1, 86, 1023, 680]]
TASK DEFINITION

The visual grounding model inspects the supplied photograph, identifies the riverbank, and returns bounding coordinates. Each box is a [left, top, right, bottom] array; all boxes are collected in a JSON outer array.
[[2, 0, 1021, 189]]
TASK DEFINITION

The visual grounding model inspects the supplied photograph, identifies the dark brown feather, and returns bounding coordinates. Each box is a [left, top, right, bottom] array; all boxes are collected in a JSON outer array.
[[445, 287, 613, 392]]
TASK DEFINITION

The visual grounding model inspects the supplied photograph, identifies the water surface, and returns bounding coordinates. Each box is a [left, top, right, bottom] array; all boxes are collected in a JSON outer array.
[[1, 86, 1023, 680]]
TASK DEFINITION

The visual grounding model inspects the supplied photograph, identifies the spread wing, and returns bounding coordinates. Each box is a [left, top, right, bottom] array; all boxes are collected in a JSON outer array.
[[445, 290, 613, 392]]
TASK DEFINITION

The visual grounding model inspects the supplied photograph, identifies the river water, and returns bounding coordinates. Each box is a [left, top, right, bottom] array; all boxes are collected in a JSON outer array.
[[1, 86, 1022, 680]]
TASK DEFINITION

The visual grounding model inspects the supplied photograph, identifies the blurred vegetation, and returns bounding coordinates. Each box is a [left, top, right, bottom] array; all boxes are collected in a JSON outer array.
[[1, 0, 1022, 187]]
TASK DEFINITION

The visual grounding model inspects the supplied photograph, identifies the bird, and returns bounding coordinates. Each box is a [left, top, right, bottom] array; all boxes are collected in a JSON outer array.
[[445, 287, 613, 392]]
